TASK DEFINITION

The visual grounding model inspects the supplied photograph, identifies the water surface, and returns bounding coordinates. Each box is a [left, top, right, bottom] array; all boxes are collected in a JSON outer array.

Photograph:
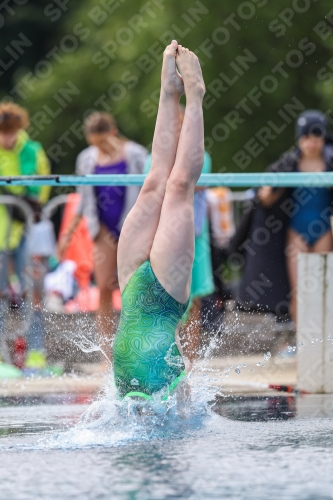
[[1, 395, 333, 500]]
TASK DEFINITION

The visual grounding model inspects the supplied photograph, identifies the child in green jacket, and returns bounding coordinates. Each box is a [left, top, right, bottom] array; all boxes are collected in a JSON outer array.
[[0, 102, 51, 369]]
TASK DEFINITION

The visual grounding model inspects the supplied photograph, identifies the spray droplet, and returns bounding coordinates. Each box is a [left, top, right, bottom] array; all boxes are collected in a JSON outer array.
[[235, 368, 241, 374], [263, 351, 271, 362], [256, 362, 261, 366]]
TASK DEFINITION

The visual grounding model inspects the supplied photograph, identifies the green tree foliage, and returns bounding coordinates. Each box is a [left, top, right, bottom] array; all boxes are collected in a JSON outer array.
[[2, 0, 333, 174], [0, 0, 80, 93], [317, 8, 333, 122]]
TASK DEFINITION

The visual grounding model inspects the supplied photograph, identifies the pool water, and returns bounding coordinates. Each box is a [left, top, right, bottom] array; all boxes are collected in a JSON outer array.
[[1, 394, 333, 500]]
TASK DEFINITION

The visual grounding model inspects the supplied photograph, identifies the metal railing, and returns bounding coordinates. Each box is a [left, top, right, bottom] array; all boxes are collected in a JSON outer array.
[[42, 194, 68, 220], [2, 172, 333, 187], [0, 195, 35, 228], [2, 173, 331, 231]]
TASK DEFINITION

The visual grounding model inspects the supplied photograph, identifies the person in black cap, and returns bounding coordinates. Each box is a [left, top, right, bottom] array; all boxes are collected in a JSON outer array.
[[295, 110, 329, 140], [229, 110, 333, 324]]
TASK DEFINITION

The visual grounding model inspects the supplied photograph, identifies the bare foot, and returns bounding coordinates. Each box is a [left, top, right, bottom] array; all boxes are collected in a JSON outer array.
[[176, 46, 205, 99], [161, 40, 184, 97]]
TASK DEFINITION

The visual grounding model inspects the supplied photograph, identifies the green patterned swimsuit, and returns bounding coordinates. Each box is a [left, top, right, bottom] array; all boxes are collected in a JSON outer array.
[[113, 260, 189, 398]]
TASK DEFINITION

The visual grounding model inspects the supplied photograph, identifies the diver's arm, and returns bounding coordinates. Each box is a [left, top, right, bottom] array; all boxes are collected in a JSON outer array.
[[175, 322, 192, 373], [175, 322, 192, 415]]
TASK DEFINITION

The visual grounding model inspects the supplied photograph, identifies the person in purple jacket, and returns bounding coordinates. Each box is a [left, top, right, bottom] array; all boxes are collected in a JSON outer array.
[[59, 112, 147, 370]]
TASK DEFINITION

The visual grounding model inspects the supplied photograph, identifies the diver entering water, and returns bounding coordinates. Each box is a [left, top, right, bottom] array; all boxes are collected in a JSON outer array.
[[113, 40, 206, 399]]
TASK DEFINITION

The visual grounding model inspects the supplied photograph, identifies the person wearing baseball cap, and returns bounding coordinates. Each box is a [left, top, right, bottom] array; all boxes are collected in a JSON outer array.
[[232, 109, 333, 324], [295, 110, 329, 140]]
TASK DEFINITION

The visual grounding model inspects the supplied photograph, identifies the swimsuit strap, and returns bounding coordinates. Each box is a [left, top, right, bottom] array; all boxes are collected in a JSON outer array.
[[123, 370, 186, 402], [123, 391, 153, 401], [161, 370, 187, 401]]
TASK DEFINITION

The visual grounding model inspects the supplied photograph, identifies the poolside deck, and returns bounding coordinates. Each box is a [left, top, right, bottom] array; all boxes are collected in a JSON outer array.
[[0, 355, 296, 399], [0, 304, 298, 399]]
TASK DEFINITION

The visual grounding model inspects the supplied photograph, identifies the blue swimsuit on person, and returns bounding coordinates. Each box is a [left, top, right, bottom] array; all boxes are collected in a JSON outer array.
[[289, 178, 332, 246], [94, 160, 127, 239]]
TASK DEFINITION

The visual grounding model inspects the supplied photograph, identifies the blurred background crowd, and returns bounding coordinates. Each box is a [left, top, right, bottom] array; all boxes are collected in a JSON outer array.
[[1, 0, 333, 375]]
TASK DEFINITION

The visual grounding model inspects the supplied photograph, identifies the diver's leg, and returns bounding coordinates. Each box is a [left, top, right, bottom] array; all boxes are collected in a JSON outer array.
[[285, 228, 309, 323], [150, 46, 205, 303], [118, 40, 184, 292], [93, 224, 118, 368]]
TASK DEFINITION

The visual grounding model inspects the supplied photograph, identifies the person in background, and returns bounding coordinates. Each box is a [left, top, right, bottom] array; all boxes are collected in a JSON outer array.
[[0, 102, 51, 368], [258, 110, 333, 323], [229, 110, 333, 324], [144, 105, 214, 363], [59, 112, 147, 370], [207, 187, 235, 309]]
